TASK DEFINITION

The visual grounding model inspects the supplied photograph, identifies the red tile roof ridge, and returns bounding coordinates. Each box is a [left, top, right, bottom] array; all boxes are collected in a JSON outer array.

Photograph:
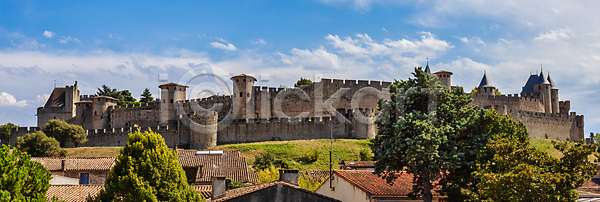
[[333, 170, 442, 197], [211, 181, 340, 202]]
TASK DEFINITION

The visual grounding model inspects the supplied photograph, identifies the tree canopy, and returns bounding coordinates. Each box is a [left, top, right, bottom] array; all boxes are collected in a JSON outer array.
[[88, 130, 203, 202], [0, 122, 19, 141], [43, 119, 87, 147], [140, 88, 154, 103], [15, 131, 66, 157], [372, 67, 476, 202], [95, 85, 139, 105], [0, 145, 54, 201], [294, 77, 313, 87]]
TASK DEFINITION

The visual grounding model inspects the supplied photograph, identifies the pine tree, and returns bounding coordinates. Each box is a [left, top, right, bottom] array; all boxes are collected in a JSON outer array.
[[0, 145, 54, 201], [88, 130, 203, 202], [140, 88, 154, 103], [371, 67, 476, 202]]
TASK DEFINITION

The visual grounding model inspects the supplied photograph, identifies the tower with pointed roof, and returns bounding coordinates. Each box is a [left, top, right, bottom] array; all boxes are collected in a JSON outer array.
[[548, 75, 560, 114], [424, 58, 431, 74], [477, 71, 496, 95], [520, 69, 553, 114]]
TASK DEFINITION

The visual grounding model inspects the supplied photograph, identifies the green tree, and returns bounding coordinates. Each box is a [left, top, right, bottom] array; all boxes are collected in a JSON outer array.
[[359, 148, 373, 161], [372, 67, 477, 202], [464, 139, 597, 202], [494, 89, 502, 96], [0, 122, 19, 141], [140, 88, 154, 103], [15, 131, 66, 157], [0, 145, 57, 201], [95, 85, 139, 105], [43, 119, 87, 147], [254, 152, 289, 170], [470, 87, 478, 94], [87, 130, 203, 202], [294, 77, 313, 87]]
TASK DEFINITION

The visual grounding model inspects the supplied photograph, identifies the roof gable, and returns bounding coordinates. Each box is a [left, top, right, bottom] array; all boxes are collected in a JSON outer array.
[[334, 170, 442, 197], [44, 88, 66, 108]]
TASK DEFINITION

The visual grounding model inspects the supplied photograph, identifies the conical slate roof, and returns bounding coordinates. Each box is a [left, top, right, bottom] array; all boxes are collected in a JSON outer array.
[[424, 61, 431, 74], [548, 75, 558, 89], [478, 72, 494, 88], [539, 71, 550, 85]]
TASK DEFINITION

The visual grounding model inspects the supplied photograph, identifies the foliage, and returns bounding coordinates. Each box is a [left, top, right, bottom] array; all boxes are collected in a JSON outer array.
[[470, 87, 478, 94], [87, 130, 203, 202], [257, 165, 280, 183], [299, 175, 326, 191], [294, 77, 313, 87], [226, 179, 247, 190], [0, 122, 18, 141], [464, 139, 597, 202], [359, 148, 373, 161], [253, 152, 289, 170], [372, 67, 477, 202], [15, 131, 66, 157], [299, 148, 322, 163], [593, 133, 600, 144], [0, 145, 57, 201], [95, 85, 139, 105], [494, 89, 502, 96], [139, 88, 154, 103], [43, 119, 87, 147]]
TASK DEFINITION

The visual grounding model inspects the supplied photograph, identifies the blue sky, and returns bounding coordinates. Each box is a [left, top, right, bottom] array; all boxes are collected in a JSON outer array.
[[1, 0, 600, 135]]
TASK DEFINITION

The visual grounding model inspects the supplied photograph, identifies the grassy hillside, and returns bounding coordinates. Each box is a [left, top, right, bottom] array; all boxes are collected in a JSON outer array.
[[64, 146, 122, 158], [211, 139, 372, 171], [530, 139, 597, 161]]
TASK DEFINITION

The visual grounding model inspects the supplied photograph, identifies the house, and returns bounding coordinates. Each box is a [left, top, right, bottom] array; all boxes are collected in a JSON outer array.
[[210, 169, 340, 202], [178, 150, 258, 185], [32, 157, 115, 185], [315, 170, 446, 202], [340, 161, 376, 171]]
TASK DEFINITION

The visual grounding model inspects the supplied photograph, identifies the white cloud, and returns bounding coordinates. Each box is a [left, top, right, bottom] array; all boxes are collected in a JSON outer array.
[[252, 39, 267, 45], [59, 36, 81, 44], [43, 31, 55, 38], [534, 28, 574, 42], [0, 92, 28, 107], [455, 36, 469, 43], [36, 94, 50, 103], [279, 46, 341, 70], [210, 42, 237, 51], [109, 34, 113, 39]]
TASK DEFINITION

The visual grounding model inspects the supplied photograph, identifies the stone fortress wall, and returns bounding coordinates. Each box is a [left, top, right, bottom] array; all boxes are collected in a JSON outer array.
[[9, 68, 585, 149]]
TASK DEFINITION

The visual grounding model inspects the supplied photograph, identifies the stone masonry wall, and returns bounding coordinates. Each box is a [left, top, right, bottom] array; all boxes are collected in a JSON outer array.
[[505, 109, 584, 141]]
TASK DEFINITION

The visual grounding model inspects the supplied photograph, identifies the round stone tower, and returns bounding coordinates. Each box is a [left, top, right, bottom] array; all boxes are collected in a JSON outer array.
[[230, 74, 257, 120], [91, 96, 118, 129], [158, 82, 189, 125], [189, 110, 218, 150], [433, 70, 453, 90], [548, 75, 559, 114], [537, 71, 552, 114], [477, 72, 496, 95]]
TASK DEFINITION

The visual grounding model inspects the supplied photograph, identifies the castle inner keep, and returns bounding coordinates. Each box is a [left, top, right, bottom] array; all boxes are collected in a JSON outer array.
[[11, 66, 585, 149]]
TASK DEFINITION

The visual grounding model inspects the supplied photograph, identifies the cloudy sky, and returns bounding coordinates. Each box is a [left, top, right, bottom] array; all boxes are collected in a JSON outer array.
[[1, 0, 599, 135]]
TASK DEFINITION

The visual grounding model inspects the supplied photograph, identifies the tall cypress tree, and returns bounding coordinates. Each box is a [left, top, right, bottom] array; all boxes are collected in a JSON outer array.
[[140, 88, 154, 103]]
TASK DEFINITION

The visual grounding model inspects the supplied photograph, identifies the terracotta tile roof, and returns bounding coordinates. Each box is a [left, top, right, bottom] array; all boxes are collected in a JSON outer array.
[[211, 181, 340, 202], [342, 161, 376, 168], [300, 170, 330, 182], [46, 185, 103, 202], [178, 150, 253, 183], [32, 157, 115, 171], [334, 170, 442, 197], [194, 185, 213, 199], [578, 178, 600, 197]]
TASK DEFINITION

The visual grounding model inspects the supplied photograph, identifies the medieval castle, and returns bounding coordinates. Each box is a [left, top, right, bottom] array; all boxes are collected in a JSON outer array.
[[9, 64, 585, 149]]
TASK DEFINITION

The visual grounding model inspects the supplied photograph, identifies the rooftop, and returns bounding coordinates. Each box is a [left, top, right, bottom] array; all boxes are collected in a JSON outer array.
[[32, 157, 116, 171], [211, 181, 340, 202], [333, 170, 442, 197], [178, 150, 256, 184], [46, 185, 104, 202]]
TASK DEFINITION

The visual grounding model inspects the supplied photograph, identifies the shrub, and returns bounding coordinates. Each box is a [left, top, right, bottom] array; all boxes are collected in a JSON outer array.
[[359, 148, 373, 161], [300, 148, 321, 163], [254, 152, 289, 170], [15, 131, 66, 157]]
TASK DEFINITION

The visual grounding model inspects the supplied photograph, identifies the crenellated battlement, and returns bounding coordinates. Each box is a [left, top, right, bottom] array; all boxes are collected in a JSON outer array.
[[80, 95, 95, 100], [107, 102, 159, 111], [471, 93, 542, 103], [86, 125, 172, 136]]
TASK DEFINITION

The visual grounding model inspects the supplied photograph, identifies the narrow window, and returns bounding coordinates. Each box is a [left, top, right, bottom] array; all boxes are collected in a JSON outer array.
[[244, 79, 246, 82], [236, 79, 239, 82], [94, 111, 97, 115], [80, 173, 89, 184], [247, 93, 250, 97], [170, 99, 174, 103], [240, 92, 243, 97]]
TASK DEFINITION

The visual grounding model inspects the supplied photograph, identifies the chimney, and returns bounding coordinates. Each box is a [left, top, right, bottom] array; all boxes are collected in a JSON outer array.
[[212, 176, 226, 199], [279, 169, 299, 185], [61, 159, 67, 172]]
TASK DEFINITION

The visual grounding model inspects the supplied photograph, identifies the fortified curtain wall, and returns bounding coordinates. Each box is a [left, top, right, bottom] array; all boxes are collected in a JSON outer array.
[[505, 109, 584, 141], [471, 94, 545, 113]]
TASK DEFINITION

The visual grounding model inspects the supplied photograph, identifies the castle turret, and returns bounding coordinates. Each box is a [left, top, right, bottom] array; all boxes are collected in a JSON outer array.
[[535, 71, 552, 114], [91, 96, 118, 129], [433, 70, 453, 90], [548, 75, 559, 114], [37, 81, 80, 128], [159, 82, 189, 125], [424, 60, 431, 74], [477, 72, 496, 95], [231, 74, 257, 120]]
